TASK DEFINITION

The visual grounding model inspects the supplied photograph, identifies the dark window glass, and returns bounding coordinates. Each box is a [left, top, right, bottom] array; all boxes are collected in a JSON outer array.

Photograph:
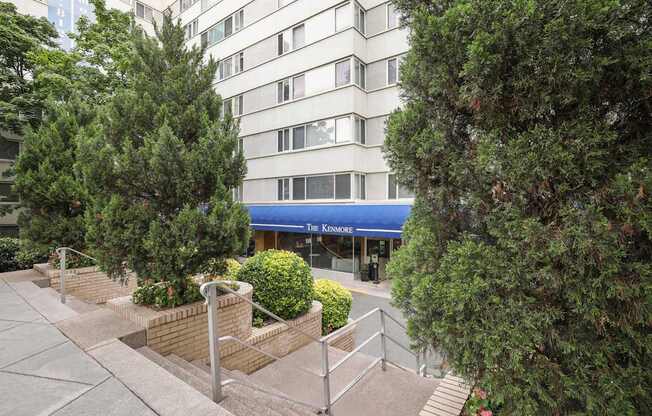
[[292, 126, 305, 149], [388, 174, 397, 199], [293, 177, 305, 200], [0, 139, 19, 160], [277, 131, 284, 152], [335, 174, 351, 199], [277, 33, 284, 56], [0, 183, 18, 203], [224, 16, 233, 37], [307, 175, 334, 199], [277, 179, 284, 200]]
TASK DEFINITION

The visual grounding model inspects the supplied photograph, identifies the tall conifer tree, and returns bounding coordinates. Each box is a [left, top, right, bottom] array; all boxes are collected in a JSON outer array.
[[78, 16, 249, 297], [385, 1, 651, 414]]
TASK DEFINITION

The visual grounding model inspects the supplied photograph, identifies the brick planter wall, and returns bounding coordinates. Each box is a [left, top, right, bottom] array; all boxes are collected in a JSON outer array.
[[107, 282, 253, 362], [328, 321, 357, 352], [47, 265, 136, 304]]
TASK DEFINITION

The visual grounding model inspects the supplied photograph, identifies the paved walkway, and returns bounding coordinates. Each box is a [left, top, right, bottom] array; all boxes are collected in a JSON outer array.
[[324, 272, 392, 299], [0, 274, 156, 416]]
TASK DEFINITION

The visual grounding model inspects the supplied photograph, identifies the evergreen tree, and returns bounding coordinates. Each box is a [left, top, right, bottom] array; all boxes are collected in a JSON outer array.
[[385, 1, 651, 414], [11, 0, 132, 254], [77, 16, 249, 298]]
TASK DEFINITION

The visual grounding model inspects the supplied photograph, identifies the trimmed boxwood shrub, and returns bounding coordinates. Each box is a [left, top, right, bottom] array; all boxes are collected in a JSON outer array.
[[237, 249, 313, 320], [314, 279, 352, 335]]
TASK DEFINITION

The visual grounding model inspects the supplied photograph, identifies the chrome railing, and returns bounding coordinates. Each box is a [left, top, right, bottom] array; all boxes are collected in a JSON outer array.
[[55, 247, 97, 304], [200, 280, 428, 415]]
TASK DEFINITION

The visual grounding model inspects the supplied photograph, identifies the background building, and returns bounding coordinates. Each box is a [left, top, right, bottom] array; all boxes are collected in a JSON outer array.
[[7, 0, 412, 282]]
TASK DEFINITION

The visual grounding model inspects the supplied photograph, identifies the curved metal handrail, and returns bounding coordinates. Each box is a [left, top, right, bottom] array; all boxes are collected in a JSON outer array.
[[55, 247, 98, 304], [55, 247, 98, 262]]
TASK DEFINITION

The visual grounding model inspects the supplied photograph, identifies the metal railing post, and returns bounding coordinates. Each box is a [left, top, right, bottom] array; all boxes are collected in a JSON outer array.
[[206, 285, 223, 403], [321, 340, 332, 414], [59, 249, 66, 304], [416, 348, 421, 375], [380, 310, 387, 371]]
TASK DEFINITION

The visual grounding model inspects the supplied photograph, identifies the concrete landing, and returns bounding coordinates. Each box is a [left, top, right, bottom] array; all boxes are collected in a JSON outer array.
[[248, 342, 440, 416], [56, 308, 146, 350]]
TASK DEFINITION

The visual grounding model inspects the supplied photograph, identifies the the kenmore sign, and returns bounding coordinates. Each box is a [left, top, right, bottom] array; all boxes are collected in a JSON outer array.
[[306, 223, 354, 234]]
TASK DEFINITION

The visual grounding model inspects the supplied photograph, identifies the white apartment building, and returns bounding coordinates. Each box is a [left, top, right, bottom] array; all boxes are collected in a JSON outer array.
[[9, 0, 413, 281]]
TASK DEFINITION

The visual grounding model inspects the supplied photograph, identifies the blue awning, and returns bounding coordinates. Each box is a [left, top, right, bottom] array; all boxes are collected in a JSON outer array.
[[246, 204, 412, 239]]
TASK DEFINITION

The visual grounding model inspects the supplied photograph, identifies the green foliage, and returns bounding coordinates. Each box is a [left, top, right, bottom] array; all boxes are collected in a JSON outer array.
[[0, 237, 20, 272], [202, 257, 241, 280], [0, 1, 58, 138], [313, 279, 352, 335], [386, 1, 651, 414], [0, 237, 48, 271], [237, 250, 313, 320], [132, 278, 203, 309], [9, 0, 133, 254], [464, 386, 501, 416], [78, 16, 249, 299]]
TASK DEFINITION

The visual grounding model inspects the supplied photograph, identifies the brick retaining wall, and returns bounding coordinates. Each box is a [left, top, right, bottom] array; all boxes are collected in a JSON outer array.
[[47, 266, 136, 304], [328, 322, 356, 352]]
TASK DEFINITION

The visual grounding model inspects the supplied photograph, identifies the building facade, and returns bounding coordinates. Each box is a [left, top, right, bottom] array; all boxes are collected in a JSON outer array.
[[8, 0, 412, 281]]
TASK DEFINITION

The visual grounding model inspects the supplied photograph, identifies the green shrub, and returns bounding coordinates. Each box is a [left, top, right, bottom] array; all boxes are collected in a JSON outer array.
[[224, 259, 241, 280], [132, 278, 204, 309], [237, 249, 313, 320], [16, 246, 49, 270], [202, 258, 242, 280], [314, 279, 352, 335], [0, 238, 20, 272]]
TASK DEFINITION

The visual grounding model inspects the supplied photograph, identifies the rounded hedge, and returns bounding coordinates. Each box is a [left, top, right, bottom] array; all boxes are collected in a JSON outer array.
[[237, 250, 313, 320], [314, 279, 352, 335]]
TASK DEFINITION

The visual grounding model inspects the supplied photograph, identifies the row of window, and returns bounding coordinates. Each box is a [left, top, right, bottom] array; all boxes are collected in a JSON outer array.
[[201, 8, 244, 47], [221, 54, 399, 117], [275, 173, 412, 201], [276, 116, 366, 153], [277, 173, 365, 201]]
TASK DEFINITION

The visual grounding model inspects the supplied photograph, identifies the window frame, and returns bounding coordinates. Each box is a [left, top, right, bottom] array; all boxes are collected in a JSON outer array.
[[292, 74, 305, 99], [335, 59, 351, 87], [277, 178, 290, 201], [277, 78, 290, 103], [292, 23, 305, 49], [387, 57, 398, 85], [387, 173, 414, 200]]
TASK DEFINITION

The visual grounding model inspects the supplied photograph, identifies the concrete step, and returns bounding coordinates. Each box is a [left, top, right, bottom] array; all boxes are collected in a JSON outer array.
[[249, 342, 440, 416], [138, 348, 316, 416], [419, 373, 471, 416], [6, 281, 78, 323], [89, 339, 234, 416], [55, 308, 146, 350]]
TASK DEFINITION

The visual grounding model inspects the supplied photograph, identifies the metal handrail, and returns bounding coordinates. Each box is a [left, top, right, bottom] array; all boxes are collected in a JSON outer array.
[[201, 280, 429, 415], [55, 247, 98, 304]]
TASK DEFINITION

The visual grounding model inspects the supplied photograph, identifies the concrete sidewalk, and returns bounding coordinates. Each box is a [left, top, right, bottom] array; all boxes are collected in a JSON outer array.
[[0, 276, 156, 416], [320, 272, 392, 299]]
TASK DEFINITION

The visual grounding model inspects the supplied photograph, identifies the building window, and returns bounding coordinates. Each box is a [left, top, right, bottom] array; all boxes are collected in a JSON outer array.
[[354, 59, 366, 89], [234, 95, 243, 116], [355, 174, 366, 199], [354, 117, 366, 144], [292, 24, 305, 49], [184, 19, 198, 40], [387, 3, 399, 29], [335, 59, 351, 87], [235, 52, 244, 73], [0, 182, 18, 203], [277, 78, 290, 103], [234, 9, 244, 31], [292, 177, 305, 200], [335, 117, 351, 142], [219, 56, 232, 79], [0, 139, 19, 160], [277, 129, 290, 152], [277, 32, 290, 56], [307, 119, 335, 147], [292, 126, 305, 150], [335, 3, 352, 32], [354, 3, 365, 34], [388, 174, 414, 199], [233, 183, 243, 201], [335, 174, 351, 199], [223, 98, 232, 117], [201, 9, 243, 47], [307, 175, 334, 199], [277, 178, 290, 200], [135, 2, 153, 21], [388, 58, 398, 85], [293, 74, 305, 99]]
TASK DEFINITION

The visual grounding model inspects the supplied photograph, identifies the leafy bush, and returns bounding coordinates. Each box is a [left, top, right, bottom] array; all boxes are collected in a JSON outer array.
[[237, 250, 313, 320], [202, 258, 241, 280], [132, 278, 204, 309], [16, 246, 49, 269], [0, 238, 20, 272], [314, 279, 352, 335]]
